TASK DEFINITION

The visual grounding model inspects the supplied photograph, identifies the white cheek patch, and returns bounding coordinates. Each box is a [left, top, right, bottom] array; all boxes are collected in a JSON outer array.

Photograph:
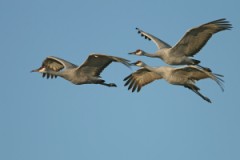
[[38, 67, 46, 72], [136, 51, 142, 55], [137, 63, 142, 66]]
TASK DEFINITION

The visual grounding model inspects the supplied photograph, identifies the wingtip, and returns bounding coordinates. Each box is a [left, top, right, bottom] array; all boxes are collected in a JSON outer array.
[[123, 75, 129, 81], [136, 27, 142, 33]]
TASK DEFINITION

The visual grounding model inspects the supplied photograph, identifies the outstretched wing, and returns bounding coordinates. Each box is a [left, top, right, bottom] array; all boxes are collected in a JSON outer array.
[[42, 56, 76, 71], [124, 68, 162, 92], [173, 66, 208, 80], [77, 54, 131, 77], [171, 18, 232, 57], [136, 28, 171, 49], [35, 56, 77, 79], [173, 66, 224, 91]]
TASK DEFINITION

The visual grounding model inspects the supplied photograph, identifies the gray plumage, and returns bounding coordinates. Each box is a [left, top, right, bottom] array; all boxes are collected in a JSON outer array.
[[129, 18, 232, 70], [124, 61, 224, 103], [32, 54, 131, 87]]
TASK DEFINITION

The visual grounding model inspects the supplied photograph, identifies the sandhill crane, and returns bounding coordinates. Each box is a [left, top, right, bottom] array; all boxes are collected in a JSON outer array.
[[124, 61, 224, 103], [32, 54, 131, 87], [129, 18, 232, 70]]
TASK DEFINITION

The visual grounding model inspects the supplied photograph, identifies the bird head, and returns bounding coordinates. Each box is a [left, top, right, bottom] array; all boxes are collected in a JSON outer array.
[[31, 66, 46, 73], [131, 60, 144, 67], [128, 49, 144, 56]]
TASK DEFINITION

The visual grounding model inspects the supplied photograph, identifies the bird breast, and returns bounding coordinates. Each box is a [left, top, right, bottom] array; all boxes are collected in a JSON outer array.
[[167, 74, 189, 85]]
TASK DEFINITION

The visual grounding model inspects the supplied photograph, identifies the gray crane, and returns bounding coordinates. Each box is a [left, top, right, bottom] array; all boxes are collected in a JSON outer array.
[[129, 18, 232, 71], [32, 54, 131, 87], [124, 61, 224, 103]]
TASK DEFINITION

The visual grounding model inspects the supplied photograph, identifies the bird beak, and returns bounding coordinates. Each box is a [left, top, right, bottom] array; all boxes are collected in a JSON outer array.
[[128, 51, 136, 55], [131, 61, 138, 65], [31, 69, 38, 72], [31, 66, 45, 73]]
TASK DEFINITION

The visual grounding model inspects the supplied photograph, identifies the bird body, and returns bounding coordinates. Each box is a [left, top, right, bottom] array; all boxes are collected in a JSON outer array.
[[136, 49, 198, 65], [32, 54, 131, 87], [129, 18, 232, 68], [124, 61, 224, 103]]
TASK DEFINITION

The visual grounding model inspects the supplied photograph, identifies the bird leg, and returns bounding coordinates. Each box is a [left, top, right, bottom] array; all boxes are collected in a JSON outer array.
[[101, 82, 117, 87], [185, 84, 212, 103], [196, 64, 212, 72], [97, 80, 117, 87], [190, 58, 211, 72], [191, 89, 212, 103]]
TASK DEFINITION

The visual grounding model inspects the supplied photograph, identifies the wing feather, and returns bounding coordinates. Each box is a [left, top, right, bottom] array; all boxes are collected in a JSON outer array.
[[77, 54, 131, 77], [171, 18, 232, 56], [36, 56, 77, 79], [136, 28, 171, 49], [42, 56, 77, 71], [173, 66, 224, 91], [124, 68, 162, 92]]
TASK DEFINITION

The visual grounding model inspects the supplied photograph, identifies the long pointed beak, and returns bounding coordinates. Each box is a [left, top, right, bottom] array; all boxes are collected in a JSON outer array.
[[31, 66, 45, 73], [128, 52, 136, 55], [131, 62, 138, 65], [31, 69, 38, 72]]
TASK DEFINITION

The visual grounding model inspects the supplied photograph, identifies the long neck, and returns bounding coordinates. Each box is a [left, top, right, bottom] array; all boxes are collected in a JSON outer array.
[[141, 63, 159, 72], [142, 63, 170, 77], [142, 50, 163, 59]]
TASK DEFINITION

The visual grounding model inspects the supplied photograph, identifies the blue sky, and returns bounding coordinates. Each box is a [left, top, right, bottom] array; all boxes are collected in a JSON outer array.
[[0, 0, 239, 160]]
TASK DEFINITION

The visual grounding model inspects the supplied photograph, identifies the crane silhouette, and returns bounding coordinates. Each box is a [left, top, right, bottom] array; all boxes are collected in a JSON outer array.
[[124, 60, 224, 103], [32, 54, 131, 87], [129, 18, 232, 71]]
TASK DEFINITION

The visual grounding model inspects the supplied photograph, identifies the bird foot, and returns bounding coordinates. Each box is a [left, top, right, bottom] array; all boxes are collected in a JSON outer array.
[[102, 83, 117, 87], [203, 96, 212, 103], [108, 83, 117, 87]]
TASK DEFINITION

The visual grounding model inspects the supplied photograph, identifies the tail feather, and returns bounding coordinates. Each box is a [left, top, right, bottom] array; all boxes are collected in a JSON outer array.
[[196, 66, 225, 92], [213, 73, 224, 92]]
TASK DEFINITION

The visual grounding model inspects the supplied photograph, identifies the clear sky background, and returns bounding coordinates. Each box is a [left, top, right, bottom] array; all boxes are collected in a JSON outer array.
[[0, 0, 239, 160]]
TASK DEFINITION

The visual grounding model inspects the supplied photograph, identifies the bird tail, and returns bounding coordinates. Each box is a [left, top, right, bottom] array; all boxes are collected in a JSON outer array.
[[213, 73, 224, 91], [190, 65, 224, 92], [207, 72, 224, 92]]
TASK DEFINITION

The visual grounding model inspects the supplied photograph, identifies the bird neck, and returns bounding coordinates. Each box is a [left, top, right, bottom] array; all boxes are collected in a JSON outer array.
[[142, 64, 170, 77], [141, 63, 157, 72], [142, 50, 163, 59]]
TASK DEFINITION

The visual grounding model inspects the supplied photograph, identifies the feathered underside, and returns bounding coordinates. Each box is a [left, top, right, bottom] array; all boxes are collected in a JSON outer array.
[[124, 64, 224, 93], [35, 56, 77, 79], [123, 68, 162, 92], [172, 65, 224, 91]]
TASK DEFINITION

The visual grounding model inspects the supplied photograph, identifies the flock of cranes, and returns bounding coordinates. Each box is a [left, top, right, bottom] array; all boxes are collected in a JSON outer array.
[[32, 18, 232, 103]]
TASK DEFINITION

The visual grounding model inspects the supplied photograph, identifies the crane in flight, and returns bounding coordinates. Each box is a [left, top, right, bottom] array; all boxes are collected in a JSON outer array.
[[32, 54, 131, 87], [129, 18, 232, 71], [124, 60, 224, 103]]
